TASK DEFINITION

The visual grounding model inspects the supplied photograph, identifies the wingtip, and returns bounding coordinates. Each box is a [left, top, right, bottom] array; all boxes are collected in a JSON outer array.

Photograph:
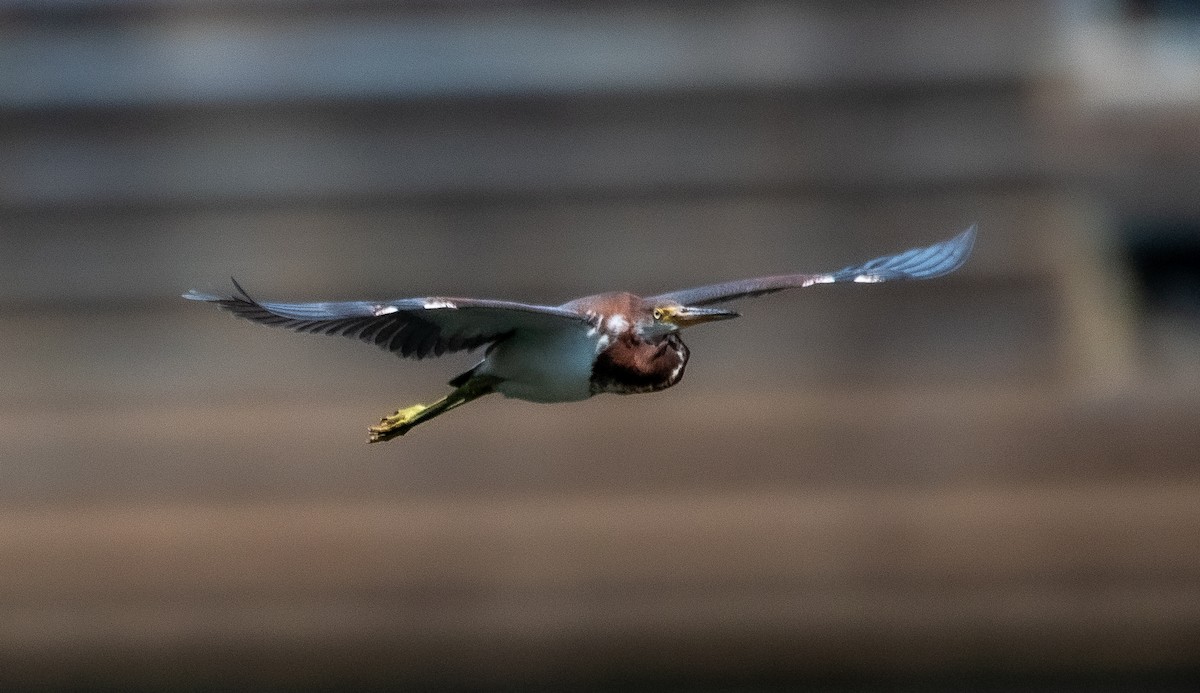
[[182, 289, 218, 302], [900, 223, 977, 280], [183, 279, 258, 304], [229, 276, 259, 304], [184, 278, 261, 303], [951, 223, 978, 266]]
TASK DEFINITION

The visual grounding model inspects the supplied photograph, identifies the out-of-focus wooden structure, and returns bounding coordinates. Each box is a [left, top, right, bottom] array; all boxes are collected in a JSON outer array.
[[3, 1, 1200, 688]]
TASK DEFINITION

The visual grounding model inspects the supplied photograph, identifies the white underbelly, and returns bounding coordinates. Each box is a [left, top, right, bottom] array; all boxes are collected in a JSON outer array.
[[479, 328, 598, 403]]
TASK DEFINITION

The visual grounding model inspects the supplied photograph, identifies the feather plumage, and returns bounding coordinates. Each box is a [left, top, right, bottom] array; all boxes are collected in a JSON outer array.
[[182, 280, 591, 360], [650, 225, 976, 307]]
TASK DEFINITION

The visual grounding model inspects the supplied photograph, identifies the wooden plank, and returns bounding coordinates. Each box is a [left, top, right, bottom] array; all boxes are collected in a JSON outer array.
[[0, 484, 1198, 686], [1043, 108, 1200, 217], [0, 87, 1054, 208], [0, 1, 1055, 110], [5, 385, 1200, 504]]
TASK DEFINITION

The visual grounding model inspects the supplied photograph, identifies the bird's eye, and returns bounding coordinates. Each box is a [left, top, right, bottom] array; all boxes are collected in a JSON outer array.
[[653, 308, 663, 320]]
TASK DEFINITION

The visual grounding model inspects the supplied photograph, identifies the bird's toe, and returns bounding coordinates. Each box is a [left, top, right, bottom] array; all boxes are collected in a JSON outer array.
[[366, 403, 430, 443]]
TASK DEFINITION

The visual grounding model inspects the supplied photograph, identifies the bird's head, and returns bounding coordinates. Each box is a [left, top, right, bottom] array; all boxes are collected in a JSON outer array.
[[637, 301, 739, 338]]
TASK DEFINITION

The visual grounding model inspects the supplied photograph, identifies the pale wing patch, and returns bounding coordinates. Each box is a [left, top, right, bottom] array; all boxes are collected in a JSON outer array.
[[853, 274, 885, 283], [604, 314, 629, 333], [372, 304, 399, 316], [801, 275, 835, 287], [423, 299, 458, 309]]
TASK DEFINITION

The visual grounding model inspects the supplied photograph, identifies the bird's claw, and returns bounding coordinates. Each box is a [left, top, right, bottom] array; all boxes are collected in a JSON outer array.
[[367, 403, 428, 443]]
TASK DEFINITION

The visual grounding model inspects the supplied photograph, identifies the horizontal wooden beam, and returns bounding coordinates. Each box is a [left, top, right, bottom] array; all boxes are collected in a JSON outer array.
[[0, 87, 1056, 208], [0, 1, 1055, 110], [4, 384, 1200, 502], [0, 483, 1198, 686]]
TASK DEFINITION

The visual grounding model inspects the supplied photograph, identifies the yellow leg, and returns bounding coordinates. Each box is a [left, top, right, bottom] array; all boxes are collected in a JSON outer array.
[[367, 377, 499, 443]]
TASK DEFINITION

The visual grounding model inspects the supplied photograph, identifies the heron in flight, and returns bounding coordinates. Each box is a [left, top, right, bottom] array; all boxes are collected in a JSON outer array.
[[185, 226, 975, 442]]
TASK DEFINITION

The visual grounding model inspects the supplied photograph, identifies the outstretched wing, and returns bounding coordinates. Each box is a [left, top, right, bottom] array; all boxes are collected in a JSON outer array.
[[651, 225, 976, 307], [183, 279, 590, 359]]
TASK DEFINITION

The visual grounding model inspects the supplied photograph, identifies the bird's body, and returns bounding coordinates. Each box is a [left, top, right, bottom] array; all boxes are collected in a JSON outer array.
[[185, 226, 975, 441], [476, 310, 601, 403], [451, 291, 694, 403]]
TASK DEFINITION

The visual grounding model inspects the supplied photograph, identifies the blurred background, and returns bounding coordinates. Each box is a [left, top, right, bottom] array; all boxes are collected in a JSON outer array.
[[3, 0, 1200, 689]]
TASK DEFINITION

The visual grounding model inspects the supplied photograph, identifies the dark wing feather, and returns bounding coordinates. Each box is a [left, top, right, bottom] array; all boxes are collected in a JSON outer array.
[[183, 279, 590, 360], [651, 225, 976, 307]]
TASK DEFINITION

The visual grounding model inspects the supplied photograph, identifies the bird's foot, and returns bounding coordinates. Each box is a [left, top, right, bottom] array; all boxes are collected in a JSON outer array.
[[367, 403, 428, 443]]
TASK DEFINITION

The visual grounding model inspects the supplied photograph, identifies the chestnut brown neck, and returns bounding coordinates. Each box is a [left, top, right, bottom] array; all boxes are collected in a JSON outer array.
[[589, 331, 689, 396]]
